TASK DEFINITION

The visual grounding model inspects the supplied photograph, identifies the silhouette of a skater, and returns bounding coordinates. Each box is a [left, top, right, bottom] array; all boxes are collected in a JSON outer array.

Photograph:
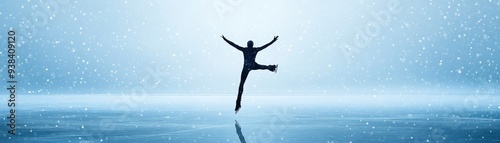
[[222, 35, 278, 114]]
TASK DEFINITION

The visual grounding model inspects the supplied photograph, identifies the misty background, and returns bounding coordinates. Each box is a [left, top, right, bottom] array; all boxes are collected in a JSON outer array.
[[0, 0, 498, 95]]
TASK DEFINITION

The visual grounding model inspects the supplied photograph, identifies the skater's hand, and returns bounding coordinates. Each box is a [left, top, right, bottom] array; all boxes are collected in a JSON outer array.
[[273, 36, 279, 41], [221, 35, 225, 38]]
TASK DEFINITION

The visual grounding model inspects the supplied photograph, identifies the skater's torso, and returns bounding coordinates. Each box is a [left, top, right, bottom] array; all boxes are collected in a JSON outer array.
[[241, 48, 259, 67]]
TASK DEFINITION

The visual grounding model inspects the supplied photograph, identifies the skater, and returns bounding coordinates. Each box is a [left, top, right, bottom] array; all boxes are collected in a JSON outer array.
[[221, 35, 278, 114]]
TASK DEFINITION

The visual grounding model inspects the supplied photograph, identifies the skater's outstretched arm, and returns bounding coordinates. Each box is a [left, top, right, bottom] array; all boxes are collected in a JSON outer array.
[[257, 36, 278, 51], [221, 35, 243, 51]]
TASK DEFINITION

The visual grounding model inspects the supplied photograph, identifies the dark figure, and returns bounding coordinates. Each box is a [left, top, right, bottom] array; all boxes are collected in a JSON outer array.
[[234, 120, 247, 143], [222, 35, 278, 114]]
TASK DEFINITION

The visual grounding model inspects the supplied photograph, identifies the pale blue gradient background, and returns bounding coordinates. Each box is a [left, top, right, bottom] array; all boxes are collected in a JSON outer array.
[[1, 1, 500, 142], [0, 0, 499, 95]]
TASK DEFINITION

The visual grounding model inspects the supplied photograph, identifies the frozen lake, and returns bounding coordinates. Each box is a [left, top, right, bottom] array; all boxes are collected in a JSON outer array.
[[3, 94, 500, 142]]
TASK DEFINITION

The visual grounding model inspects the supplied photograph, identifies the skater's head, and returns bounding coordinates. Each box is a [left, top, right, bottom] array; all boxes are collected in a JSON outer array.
[[247, 40, 254, 48]]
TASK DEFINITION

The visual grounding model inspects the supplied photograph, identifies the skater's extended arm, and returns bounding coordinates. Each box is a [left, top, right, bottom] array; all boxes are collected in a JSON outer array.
[[222, 35, 243, 51], [257, 36, 278, 51]]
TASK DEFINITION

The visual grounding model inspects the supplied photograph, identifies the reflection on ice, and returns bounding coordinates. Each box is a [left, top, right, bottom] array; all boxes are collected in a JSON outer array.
[[235, 120, 247, 143]]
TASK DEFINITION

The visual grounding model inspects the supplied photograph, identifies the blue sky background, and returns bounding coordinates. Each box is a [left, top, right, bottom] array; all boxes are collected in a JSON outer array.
[[0, 0, 498, 95]]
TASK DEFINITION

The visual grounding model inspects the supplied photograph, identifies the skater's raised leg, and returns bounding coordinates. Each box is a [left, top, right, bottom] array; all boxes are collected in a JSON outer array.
[[254, 64, 278, 72]]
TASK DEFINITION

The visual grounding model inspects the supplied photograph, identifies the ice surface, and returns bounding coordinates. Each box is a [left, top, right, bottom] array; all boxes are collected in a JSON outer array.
[[3, 94, 499, 142]]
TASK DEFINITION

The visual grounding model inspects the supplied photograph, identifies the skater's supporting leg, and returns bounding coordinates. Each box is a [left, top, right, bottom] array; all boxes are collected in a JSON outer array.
[[236, 69, 250, 113]]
